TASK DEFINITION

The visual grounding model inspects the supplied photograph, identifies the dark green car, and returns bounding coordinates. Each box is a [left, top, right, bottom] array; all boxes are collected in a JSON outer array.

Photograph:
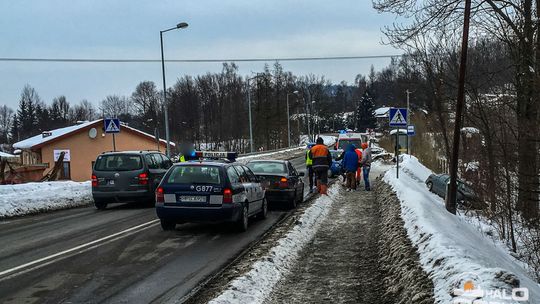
[[92, 151, 173, 209], [425, 174, 479, 205]]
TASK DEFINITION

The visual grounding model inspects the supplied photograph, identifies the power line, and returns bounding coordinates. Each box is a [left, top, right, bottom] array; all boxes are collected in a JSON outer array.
[[0, 54, 402, 63]]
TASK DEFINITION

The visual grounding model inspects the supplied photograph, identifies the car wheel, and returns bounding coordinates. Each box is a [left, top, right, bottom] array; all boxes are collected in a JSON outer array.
[[426, 182, 433, 191], [237, 204, 249, 232], [298, 184, 305, 203], [160, 219, 176, 231], [258, 198, 268, 219], [289, 190, 297, 209], [94, 201, 107, 210]]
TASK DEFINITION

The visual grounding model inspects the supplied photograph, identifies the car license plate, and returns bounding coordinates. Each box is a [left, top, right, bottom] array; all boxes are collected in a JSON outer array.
[[179, 196, 206, 203], [108, 180, 115, 185]]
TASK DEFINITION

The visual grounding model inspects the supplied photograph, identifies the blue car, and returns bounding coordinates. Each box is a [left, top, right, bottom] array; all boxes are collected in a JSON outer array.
[[328, 150, 344, 178], [155, 159, 267, 232]]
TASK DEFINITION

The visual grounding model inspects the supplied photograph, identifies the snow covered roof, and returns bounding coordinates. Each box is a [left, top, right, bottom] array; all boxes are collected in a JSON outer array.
[[13, 119, 175, 150], [13, 120, 101, 149], [374, 107, 391, 118], [389, 129, 408, 135], [0, 151, 17, 158]]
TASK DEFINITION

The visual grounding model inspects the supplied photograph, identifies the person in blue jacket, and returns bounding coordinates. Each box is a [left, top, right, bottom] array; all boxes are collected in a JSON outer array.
[[341, 144, 359, 191]]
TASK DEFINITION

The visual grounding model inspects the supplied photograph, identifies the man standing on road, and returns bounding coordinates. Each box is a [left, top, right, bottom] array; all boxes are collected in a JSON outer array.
[[354, 145, 363, 186], [305, 143, 315, 193], [342, 144, 359, 191], [309, 137, 332, 195], [360, 142, 372, 191]]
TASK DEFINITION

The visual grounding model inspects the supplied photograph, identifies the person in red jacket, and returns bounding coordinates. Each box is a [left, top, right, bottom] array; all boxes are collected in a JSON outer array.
[[354, 145, 363, 186]]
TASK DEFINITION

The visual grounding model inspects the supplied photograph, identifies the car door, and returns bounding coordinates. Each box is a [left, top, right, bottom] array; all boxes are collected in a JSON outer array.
[[235, 165, 260, 215], [287, 162, 302, 195], [226, 166, 245, 205], [145, 154, 165, 191], [243, 165, 265, 206]]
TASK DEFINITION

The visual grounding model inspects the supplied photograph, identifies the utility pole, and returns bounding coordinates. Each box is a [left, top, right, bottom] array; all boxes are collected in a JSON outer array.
[[406, 90, 411, 155], [446, 0, 472, 215], [247, 79, 254, 153]]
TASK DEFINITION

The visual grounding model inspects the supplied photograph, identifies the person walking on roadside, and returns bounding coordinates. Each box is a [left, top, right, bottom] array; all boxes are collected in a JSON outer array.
[[360, 142, 372, 191], [309, 137, 332, 195], [342, 144, 359, 191], [305, 143, 315, 193], [354, 145, 363, 186]]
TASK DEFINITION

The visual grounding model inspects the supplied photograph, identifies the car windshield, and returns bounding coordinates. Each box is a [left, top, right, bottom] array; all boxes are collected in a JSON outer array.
[[167, 165, 221, 184], [94, 154, 143, 171], [337, 139, 362, 149], [246, 162, 287, 174]]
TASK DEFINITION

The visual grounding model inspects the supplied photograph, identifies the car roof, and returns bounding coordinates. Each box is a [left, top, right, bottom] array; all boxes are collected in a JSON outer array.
[[174, 161, 232, 167], [100, 150, 162, 155], [246, 159, 287, 164]]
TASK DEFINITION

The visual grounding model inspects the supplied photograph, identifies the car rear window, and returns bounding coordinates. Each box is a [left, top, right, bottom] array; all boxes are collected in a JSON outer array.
[[167, 165, 221, 184], [94, 154, 143, 171], [246, 162, 287, 174], [337, 139, 362, 149]]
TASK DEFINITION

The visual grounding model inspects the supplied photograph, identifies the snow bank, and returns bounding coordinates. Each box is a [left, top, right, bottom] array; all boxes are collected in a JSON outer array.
[[0, 181, 92, 218], [383, 156, 540, 303], [237, 146, 305, 162], [208, 184, 340, 304]]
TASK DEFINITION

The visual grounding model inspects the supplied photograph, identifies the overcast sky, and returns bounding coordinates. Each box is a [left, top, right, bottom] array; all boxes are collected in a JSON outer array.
[[0, 0, 400, 109]]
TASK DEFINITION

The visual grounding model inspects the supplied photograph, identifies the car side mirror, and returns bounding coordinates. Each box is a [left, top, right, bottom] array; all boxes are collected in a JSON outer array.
[[299, 172, 305, 177]]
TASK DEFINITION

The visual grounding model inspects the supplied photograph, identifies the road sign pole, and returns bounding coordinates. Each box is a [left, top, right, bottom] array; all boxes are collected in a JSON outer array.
[[396, 127, 399, 179], [112, 133, 116, 152]]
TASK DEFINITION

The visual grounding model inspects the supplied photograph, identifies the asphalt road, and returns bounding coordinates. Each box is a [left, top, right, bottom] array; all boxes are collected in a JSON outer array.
[[0, 155, 309, 304]]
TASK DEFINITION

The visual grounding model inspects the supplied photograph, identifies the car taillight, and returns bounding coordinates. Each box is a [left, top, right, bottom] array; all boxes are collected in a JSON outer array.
[[279, 177, 288, 188], [138, 173, 149, 185], [223, 188, 233, 204], [91, 174, 98, 187], [156, 187, 164, 203]]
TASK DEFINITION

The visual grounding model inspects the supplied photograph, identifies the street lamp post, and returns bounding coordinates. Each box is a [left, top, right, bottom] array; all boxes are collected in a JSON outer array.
[[160, 21, 188, 158], [246, 74, 264, 153], [286, 91, 299, 147]]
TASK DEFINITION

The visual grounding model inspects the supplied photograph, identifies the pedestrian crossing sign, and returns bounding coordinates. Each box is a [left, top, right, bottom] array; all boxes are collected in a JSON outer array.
[[389, 108, 408, 127], [104, 118, 121, 133]]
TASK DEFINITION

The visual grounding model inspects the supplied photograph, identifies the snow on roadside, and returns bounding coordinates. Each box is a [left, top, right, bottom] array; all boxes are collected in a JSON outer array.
[[208, 184, 340, 304], [383, 156, 540, 303], [0, 181, 92, 218], [237, 146, 305, 162]]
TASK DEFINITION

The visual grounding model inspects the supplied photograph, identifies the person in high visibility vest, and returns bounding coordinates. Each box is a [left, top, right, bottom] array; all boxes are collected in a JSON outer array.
[[179, 155, 186, 162], [309, 137, 332, 195], [306, 143, 315, 193]]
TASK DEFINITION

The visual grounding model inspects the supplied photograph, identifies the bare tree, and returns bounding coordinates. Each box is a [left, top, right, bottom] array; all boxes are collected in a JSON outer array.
[[0, 105, 14, 143]]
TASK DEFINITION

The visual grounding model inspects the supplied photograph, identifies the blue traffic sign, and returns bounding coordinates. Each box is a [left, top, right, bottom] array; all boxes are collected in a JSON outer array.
[[104, 118, 121, 133], [407, 125, 415, 136], [389, 108, 408, 127]]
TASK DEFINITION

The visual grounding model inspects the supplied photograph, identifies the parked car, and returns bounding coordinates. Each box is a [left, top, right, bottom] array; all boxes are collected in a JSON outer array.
[[425, 174, 479, 204], [245, 160, 304, 209], [328, 149, 344, 178], [155, 160, 266, 231], [92, 151, 173, 210]]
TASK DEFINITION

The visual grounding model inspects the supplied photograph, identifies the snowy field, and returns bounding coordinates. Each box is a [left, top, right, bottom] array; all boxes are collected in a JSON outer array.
[[208, 183, 341, 304], [383, 156, 540, 303], [0, 181, 92, 218]]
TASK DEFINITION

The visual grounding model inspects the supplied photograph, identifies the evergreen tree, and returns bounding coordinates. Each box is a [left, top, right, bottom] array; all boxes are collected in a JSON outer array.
[[356, 90, 376, 132]]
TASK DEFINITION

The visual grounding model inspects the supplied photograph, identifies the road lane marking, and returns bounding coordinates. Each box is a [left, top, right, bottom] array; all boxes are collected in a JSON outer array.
[[0, 219, 160, 280]]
